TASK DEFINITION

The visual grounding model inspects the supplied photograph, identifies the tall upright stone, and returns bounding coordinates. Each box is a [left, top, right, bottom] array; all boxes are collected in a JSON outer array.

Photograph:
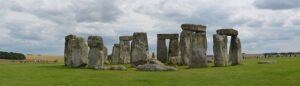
[[180, 24, 207, 66], [189, 32, 208, 68], [70, 37, 88, 67], [168, 38, 179, 64], [131, 32, 149, 66], [213, 34, 229, 67], [157, 37, 168, 63], [103, 46, 109, 64], [111, 44, 120, 64], [229, 36, 242, 65], [87, 36, 105, 68], [179, 30, 193, 65], [64, 35, 76, 66], [119, 36, 132, 64]]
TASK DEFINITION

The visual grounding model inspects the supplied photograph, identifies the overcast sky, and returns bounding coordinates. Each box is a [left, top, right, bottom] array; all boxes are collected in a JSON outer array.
[[0, 0, 299, 55]]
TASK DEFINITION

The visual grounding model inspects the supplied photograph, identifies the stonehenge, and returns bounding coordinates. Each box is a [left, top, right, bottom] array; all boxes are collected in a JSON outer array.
[[213, 34, 229, 66], [157, 34, 179, 64], [119, 36, 132, 64], [131, 32, 149, 67], [111, 44, 120, 64], [64, 35, 76, 66], [213, 29, 242, 67], [180, 24, 208, 68], [70, 37, 88, 67], [110, 36, 132, 64], [87, 36, 105, 68], [63, 23, 243, 71]]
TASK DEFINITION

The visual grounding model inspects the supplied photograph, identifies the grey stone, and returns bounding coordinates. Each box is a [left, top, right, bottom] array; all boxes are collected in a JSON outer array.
[[104, 47, 110, 64], [131, 32, 149, 67], [229, 36, 242, 65], [136, 64, 177, 71], [258, 60, 277, 64], [119, 38, 131, 64], [64, 35, 76, 67], [157, 38, 168, 63], [179, 30, 193, 65], [95, 65, 127, 71], [87, 36, 105, 68], [111, 44, 120, 64], [216, 29, 238, 36], [110, 65, 127, 70], [168, 39, 179, 64], [70, 37, 88, 67], [132, 57, 165, 67], [189, 32, 208, 68], [213, 34, 229, 67], [181, 24, 206, 32], [119, 36, 132, 41], [157, 34, 179, 39]]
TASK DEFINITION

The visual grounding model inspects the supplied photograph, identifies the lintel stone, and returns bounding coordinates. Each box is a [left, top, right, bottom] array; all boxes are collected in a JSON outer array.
[[216, 29, 238, 36], [181, 24, 206, 32], [157, 34, 179, 39]]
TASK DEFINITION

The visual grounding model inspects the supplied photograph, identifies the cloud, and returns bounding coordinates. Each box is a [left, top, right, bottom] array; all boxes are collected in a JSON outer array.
[[253, 0, 300, 10], [0, 0, 299, 55]]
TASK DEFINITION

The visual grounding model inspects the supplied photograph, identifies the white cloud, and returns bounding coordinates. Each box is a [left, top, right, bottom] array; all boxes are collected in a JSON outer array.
[[0, 0, 299, 55]]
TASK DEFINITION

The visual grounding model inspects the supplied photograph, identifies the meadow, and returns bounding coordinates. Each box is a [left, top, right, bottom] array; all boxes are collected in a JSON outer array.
[[0, 57, 300, 86]]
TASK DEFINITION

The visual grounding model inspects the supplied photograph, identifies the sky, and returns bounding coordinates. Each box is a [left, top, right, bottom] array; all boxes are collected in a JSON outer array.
[[0, 0, 299, 55]]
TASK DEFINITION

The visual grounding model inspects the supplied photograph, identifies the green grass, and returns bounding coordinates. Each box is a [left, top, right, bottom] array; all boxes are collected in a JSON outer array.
[[1, 57, 300, 86]]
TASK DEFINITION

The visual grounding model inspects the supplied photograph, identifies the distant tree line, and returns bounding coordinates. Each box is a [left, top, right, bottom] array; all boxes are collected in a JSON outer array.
[[0, 51, 26, 60]]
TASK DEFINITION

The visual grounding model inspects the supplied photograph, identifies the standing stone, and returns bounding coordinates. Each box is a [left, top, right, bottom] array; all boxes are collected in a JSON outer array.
[[103, 47, 109, 64], [131, 32, 149, 66], [216, 29, 238, 36], [157, 38, 168, 63], [189, 32, 208, 68], [168, 38, 179, 64], [111, 44, 120, 64], [64, 35, 76, 66], [229, 36, 242, 65], [119, 36, 132, 64], [70, 37, 88, 67], [179, 30, 193, 65], [87, 36, 105, 68], [213, 34, 229, 67]]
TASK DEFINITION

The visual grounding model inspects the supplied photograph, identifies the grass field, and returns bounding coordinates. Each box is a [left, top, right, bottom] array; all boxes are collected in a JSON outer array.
[[0, 57, 300, 86]]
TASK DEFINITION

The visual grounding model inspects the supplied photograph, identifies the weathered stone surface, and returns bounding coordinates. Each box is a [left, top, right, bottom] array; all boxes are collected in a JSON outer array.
[[157, 34, 179, 39], [110, 65, 127, 70], [258, 60, 277, 64], [181, 24, 206, 32], [157, 39, 168, 63], [119, 36, 132, 41], [179, 30, 193, 65], [119, 39, 131, 64], [216, 29, 238, 36], [213, 34, 229, 67], [87, 36, 105, 68], [104, 47, 110, 64], [136, 64, 177, 71], [131, 32, 149, 67], [189, 32, 208, 68], [95, 65, 127, 71], [111, 44, 120, 64], [64, 35, 76, 66], [132, 56, 165, 67], [229, 36, 242, 65], [168, 39, 180, 64], [70, 37, 88, 67]]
